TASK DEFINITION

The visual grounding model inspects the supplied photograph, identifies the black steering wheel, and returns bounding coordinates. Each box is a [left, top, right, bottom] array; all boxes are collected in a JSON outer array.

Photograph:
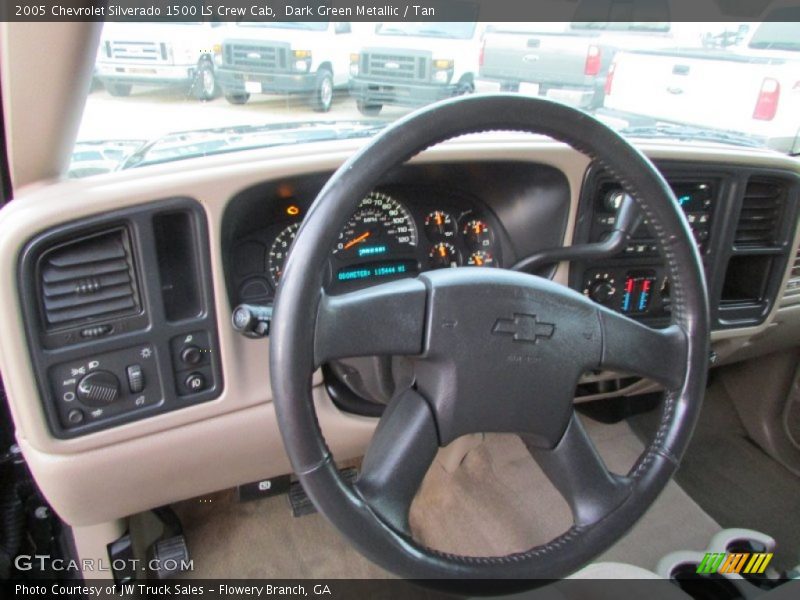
[[270, 95, 709, 586]]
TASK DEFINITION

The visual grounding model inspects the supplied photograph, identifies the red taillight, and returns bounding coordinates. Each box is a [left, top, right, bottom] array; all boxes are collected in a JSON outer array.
[[585, 45, 601, 76], [604, 61, 616, 96], [479, 39, 485, 68], [753, 78, 780, 121]]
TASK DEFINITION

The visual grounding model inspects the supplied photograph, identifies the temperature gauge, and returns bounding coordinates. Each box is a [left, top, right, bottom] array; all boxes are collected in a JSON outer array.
[[467, 251, 495, 267], [425, 211, 456, 240], [463, 219, 492, 250], [428, 242, 460, 269]]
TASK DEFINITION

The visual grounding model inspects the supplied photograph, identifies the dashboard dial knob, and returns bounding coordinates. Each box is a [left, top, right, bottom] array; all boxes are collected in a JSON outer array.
[[76, 370, 120, 406], [588, 279, 616, 304]]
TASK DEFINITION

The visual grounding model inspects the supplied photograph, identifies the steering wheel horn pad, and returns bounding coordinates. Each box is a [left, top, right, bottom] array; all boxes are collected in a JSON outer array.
[[270, 94, 709, 586]]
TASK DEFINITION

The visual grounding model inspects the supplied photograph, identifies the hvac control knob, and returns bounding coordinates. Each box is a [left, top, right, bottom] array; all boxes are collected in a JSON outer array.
[[588, 279, 616, 304], [76, 370, 120, 407]]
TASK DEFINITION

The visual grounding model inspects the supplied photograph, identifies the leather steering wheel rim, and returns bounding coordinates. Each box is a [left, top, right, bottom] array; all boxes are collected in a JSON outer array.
[[269, 95, 709, 587]]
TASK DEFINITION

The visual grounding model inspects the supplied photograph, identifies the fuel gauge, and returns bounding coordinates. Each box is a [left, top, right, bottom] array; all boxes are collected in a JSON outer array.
[[425, 211, 456, 240], [428, 242, 460, 269]]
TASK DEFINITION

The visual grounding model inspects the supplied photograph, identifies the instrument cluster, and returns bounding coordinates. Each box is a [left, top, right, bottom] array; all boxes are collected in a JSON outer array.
[[230, 187, 504, 305]]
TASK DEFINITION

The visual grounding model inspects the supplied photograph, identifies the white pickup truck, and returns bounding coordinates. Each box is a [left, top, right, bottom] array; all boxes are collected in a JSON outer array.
[[95, 22, 223, 101], [602, 19, 800, 153]]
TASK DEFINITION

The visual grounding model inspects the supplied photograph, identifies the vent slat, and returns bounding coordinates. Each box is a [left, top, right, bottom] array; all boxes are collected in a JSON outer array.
[[46, 235, 126, 267], [42, 271, 132, 298], [41, 258, 130, 284], [43, 283, 134, 311], [39, 229, 139, 329], [735, 179, 786, 247], [44, 296, 137, 325]]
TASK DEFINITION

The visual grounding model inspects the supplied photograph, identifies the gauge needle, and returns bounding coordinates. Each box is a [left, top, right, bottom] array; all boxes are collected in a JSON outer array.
[[344, 231, 371, 250]]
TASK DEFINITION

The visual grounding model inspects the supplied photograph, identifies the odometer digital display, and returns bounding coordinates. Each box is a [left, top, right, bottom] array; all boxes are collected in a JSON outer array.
[[337, 260, 418, 282]]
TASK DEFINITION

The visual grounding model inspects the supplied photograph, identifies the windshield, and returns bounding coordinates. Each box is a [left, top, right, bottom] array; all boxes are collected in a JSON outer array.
[[73, 18, 800, 178]]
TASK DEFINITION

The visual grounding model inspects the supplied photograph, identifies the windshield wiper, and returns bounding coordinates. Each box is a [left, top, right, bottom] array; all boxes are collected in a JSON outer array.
[[619, 123, 763, 148]]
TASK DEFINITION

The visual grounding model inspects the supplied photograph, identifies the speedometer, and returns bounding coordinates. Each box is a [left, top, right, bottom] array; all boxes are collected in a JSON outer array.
[[334, 192, 417, 258], [268, 222, 300, 286]]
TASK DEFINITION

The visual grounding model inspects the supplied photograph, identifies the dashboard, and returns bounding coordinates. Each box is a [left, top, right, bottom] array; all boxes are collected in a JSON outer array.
[[2, 136, 800, 531]]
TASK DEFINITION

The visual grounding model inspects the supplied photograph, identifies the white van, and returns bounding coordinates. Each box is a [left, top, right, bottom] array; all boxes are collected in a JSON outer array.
[[215, 21, 355, 112], [95, 22, 223, 101], [349, 22, 483, 116]]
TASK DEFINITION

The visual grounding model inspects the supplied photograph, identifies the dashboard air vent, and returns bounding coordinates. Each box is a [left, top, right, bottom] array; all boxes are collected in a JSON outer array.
[[781, 244, 800, 306], [734, 179, 786, 247], [39, 228, 140, 329]]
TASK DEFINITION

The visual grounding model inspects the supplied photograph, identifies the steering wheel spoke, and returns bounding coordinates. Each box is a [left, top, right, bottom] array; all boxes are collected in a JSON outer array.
[[597, 308, 688, 390], [354, 388, 439, 534], [314, 278, 427, 366], [523, 413, 632, 527]]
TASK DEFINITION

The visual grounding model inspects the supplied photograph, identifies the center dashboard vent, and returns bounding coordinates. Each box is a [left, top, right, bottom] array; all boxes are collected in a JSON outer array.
[[734, 179, 787, 248], [38, 228, 140, 330]]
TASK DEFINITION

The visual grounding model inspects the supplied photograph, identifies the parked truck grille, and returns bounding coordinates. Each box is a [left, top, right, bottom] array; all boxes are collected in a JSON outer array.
[[361, 52, 430, 82], [109, 41, 163, 62], [224, 42, 290, 72]]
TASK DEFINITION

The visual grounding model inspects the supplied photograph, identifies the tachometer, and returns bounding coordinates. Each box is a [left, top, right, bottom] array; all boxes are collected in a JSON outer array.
[[268, 222, 300, 286], [334, 192, 417, 257]]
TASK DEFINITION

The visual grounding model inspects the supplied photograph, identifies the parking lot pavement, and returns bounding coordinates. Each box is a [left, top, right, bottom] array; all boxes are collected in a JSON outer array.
[[77, 86, 412, 143]]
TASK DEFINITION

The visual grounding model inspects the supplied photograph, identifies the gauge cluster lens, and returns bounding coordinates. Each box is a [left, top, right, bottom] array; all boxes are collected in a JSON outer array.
[[251, 190, 502, 300], [334, 192, 417, 257], [267, 222, 299, 286]]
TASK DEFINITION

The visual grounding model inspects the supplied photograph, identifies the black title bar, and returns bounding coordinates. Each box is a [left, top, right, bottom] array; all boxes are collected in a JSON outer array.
[[2, 0, 799, 22]]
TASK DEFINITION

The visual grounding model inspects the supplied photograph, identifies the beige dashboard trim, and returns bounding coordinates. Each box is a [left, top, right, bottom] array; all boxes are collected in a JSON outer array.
[[0, 136, 798, 525]]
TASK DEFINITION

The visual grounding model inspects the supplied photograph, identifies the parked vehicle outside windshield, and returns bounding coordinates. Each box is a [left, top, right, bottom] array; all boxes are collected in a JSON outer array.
[[72, 18, 800, 178]]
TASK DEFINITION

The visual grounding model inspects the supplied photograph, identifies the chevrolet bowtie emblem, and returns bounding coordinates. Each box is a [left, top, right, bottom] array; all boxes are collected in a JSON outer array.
[[492, 313, 555, 344]]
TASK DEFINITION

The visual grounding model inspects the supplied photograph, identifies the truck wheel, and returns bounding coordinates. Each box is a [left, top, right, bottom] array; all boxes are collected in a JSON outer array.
[[456, 77, 475, 96], [105, 82, 132, 97], [311, 70, 334, 112], [356, 99, 382, 117], [192, 61, 219, 101], [225, 93, 250, 105]]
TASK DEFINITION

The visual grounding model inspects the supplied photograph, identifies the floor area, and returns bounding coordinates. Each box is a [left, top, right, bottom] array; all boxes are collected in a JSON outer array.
[[630, 380, 800, 571], [174, 414, 721, 578]]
